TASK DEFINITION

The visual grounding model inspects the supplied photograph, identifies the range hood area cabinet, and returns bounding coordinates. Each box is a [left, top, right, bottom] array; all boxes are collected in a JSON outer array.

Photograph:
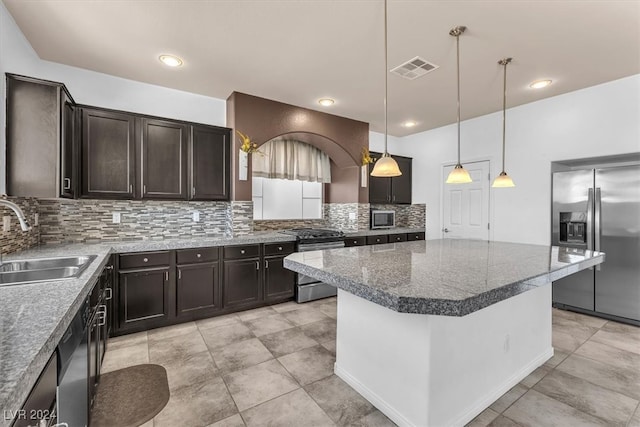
[[6, 74, 77, 198], [368, 151, 412, 204], [80, 106, 230, 201]]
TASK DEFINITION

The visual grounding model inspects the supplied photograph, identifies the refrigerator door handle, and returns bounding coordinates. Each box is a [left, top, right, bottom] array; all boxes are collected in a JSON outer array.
[[595, 187, 602, 270], [586, 188, 594, 251]]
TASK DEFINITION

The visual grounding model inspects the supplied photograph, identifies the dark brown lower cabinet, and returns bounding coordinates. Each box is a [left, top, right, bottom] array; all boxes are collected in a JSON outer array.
[[118, 267, 170, 331], [264, 255, 295, 302], [223, 258, 262, 309], [177, 262, 221, 317]]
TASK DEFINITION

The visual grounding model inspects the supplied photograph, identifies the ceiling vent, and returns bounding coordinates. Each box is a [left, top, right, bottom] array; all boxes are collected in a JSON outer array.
[[390, 56, 439, 80]]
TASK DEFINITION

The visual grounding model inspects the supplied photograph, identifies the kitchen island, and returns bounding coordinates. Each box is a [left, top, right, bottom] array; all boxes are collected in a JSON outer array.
[[284, 239, 604, 427]]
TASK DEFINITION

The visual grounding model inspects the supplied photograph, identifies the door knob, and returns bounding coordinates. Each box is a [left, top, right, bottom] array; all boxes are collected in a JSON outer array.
[[442, 228, 450, 233]]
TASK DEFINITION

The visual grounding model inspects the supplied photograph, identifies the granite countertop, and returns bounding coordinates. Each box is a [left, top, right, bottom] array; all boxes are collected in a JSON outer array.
[[344, 227, 425, 237], [0, 231, 295, 426], [284, 239, 605, 316]]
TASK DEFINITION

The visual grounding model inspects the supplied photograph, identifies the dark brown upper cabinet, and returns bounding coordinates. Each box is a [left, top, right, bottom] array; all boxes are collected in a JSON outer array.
[[190, 125, 231, 201], [79, 106, 230, 201], [368, 151, 413, 204], [141, 118, 188, 199], [6, 74, 77, 198], [81, 108, 136, 199]]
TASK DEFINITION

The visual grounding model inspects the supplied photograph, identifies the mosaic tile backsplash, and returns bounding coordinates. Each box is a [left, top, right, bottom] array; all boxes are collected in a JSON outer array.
[[38, 199, 231, 244], [0, 197, 40, 255], [0, 197, 426, 254]]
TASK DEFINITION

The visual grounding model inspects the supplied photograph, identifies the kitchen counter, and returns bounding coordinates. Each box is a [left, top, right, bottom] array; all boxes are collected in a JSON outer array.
[[284, 238, 603, 316], [283, 239, 604, 426], [0, 231, 295, 426]]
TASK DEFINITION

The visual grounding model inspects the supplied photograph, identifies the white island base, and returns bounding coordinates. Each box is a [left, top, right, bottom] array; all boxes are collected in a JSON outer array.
[[334, 285, 553, 427]]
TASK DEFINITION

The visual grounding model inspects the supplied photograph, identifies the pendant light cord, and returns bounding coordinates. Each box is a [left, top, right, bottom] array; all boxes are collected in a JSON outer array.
[[502, 60, 507, 172], [383, 0, 388, 156], [455, 32, 461, 165]]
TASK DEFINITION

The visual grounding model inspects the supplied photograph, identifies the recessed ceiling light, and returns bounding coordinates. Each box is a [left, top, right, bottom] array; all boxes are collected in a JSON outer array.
[[529, 79, 552, 89], [403, 120, 417, 128], [318, 98, 335, 106], [159, 54, 183, 67]]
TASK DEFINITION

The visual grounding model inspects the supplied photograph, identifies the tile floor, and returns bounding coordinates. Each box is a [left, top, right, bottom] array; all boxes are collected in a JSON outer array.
[[102, 298, 640, 427]]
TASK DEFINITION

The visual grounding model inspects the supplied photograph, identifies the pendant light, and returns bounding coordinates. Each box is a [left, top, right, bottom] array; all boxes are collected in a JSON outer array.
[[492, 57, 516, 188], [371, 0, 402, 177], [446, 26, 472, 184]]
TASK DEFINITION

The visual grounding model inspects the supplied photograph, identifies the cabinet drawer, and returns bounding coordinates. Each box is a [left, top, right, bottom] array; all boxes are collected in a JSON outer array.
[[407, 232, 426, 241], [119, 251, 171, 269], [388, 233, 407, 243], [264, 242, 295, 256], [367, 235, 389, 245], [224, 244, 260, 259], [344, 236, 366, 247], [176, 247, 219, 264]]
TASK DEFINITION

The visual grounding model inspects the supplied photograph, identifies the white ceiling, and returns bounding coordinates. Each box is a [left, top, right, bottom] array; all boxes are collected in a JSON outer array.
[[5, 0, 640, 137]]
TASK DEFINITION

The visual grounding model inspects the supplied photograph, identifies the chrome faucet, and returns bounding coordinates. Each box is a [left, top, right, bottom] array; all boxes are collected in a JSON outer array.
[[0, 195, 32, 232]]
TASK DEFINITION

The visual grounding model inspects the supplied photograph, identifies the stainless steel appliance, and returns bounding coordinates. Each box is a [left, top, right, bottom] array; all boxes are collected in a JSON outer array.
[[280, 228, 345, 302], [371, 209, 395, 229], [57, 299, 89, 427], [552, 161, 640, 325]]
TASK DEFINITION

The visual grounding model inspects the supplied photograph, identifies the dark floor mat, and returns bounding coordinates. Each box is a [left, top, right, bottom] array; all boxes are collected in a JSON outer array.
[[90, 364, 170, 427]]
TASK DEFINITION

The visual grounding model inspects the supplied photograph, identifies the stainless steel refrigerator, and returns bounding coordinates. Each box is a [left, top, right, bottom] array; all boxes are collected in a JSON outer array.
[[552, 164, 640, 324]]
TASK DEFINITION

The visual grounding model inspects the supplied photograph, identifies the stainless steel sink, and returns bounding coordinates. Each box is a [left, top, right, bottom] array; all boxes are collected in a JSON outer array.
[[0, 255, 97, 286]]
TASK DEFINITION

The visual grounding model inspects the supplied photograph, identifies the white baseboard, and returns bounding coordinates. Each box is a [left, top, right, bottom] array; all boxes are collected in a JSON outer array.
[[335, 347, 554, 427], [450, 347, 554, 426], [335, 363, 415, 427]]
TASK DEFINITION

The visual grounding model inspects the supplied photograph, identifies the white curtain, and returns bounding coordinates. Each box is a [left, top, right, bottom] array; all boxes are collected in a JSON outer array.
[[252, 139, 332, 183]]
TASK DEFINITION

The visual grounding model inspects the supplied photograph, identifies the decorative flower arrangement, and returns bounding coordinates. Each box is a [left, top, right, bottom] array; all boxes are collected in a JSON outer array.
[[361, 147, 375, 166], [236, 130, 259, 154]]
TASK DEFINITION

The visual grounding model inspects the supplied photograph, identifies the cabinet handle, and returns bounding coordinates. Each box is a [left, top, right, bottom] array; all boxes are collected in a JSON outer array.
[[165, 271, 169, 281], [178, 269, 182, 280], [143, 184, 147, 194], [105, 265, 114, 271], [393, 195, 396, 202], [278, 246, 282, 251], [256, 261, 260, 270], [63, 178, 71, 190], [97, 305, 107, 326], [105, 287, 112, 301], [241, 249, 245, 254], [143, 257, 149, 263], [129, 184, 133, 194], [193, 187, 196, 196], [265, 260, 269, 269], [196, 253, 201, 258]]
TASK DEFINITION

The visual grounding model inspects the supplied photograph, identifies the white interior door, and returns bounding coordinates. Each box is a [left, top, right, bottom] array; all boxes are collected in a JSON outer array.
[[442, 161, 490, 240]]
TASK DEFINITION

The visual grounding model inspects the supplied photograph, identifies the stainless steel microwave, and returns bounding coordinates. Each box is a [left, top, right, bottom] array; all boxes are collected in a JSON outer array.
[[371, 210, 395, 229]]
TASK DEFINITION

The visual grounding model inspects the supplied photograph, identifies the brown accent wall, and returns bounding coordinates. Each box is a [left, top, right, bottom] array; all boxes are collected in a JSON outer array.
[[226, 92, 369, 203]]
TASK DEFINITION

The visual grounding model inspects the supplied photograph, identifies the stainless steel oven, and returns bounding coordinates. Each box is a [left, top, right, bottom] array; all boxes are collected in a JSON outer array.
[[280, 228, 345, 302]]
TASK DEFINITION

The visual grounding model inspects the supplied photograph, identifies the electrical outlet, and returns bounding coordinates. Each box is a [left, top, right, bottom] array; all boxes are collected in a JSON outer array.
[[193, 211, 200, 222], [34, 213, 39, 226], [3, 216, 11, 232], [112, 212, 121, 224], [348, 212, 356, 221]]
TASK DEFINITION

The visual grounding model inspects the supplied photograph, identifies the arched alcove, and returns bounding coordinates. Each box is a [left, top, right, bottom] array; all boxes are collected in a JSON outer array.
[[227, 92, 369, 203]]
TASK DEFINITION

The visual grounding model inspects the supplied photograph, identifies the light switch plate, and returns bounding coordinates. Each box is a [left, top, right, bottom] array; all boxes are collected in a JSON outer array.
[[3, 216, 11, 232], [112, 212, 121, 224], [193, 211, 200, 222]]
